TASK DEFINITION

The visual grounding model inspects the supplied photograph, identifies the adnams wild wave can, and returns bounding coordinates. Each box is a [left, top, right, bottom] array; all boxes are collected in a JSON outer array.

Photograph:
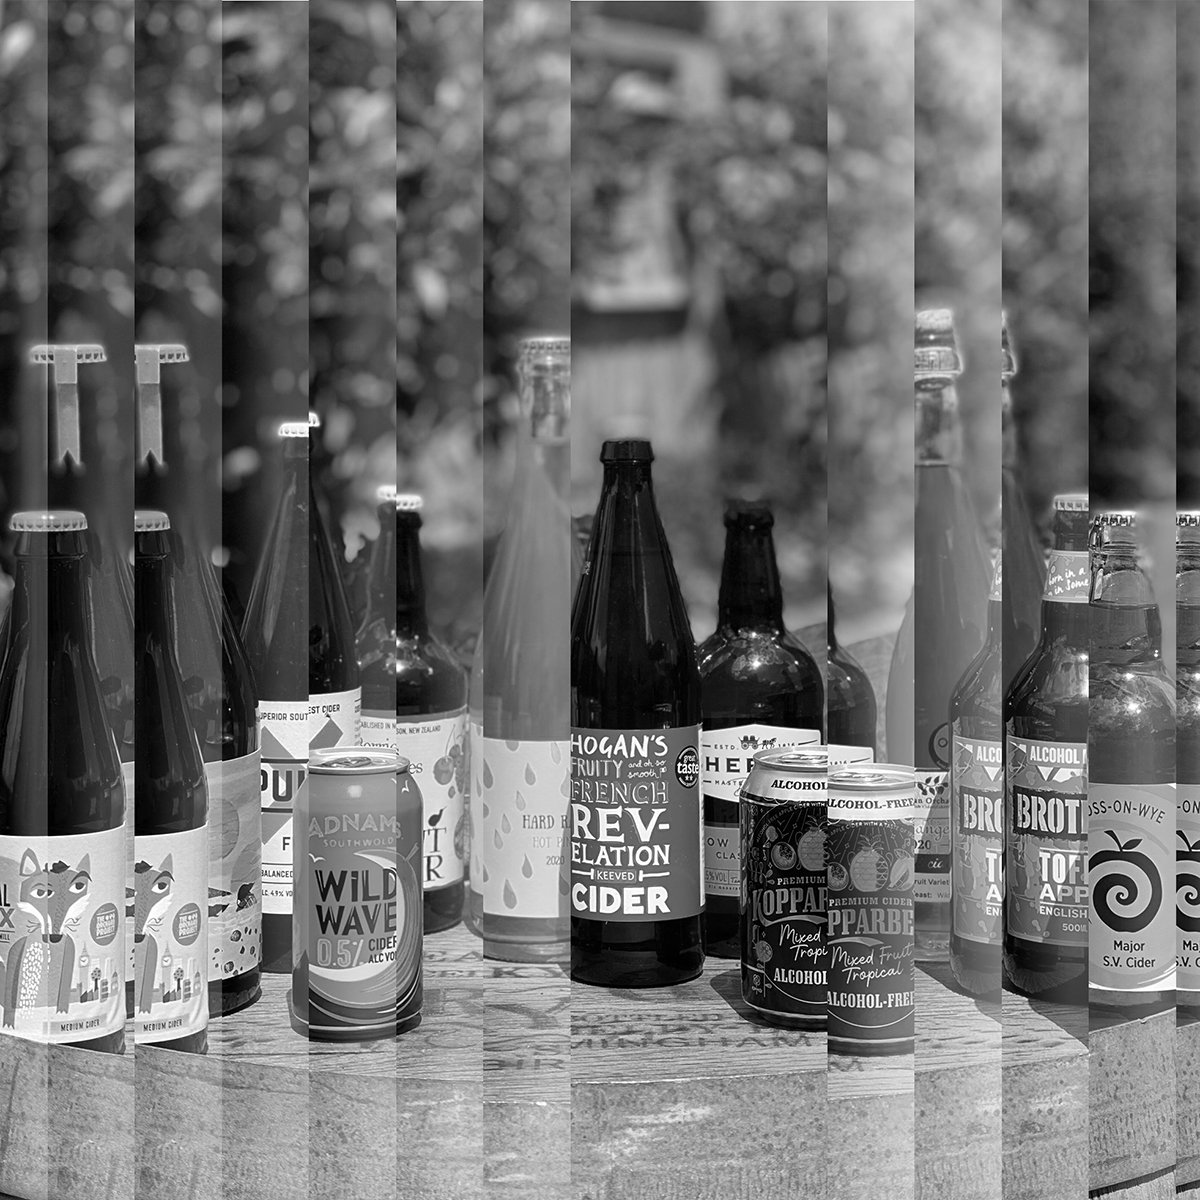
[[740, 748, 827, 1029], [292, 748, 423, 1041]]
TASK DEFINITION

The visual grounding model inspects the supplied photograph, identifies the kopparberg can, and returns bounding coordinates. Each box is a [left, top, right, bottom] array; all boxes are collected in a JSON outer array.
[[740, 748, 828, 1028], [292, 748, 423, 1041], [827, 763, 915, 1056]]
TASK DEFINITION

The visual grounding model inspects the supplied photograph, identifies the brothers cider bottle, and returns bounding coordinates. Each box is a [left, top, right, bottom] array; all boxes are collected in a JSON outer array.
[[1177, 512, 1200, 1015], [698, 501, 823, 958], [1088, 512, 1175, 1010], [469, 337, 574, 961], [887, 310, 990, 962], [0, 511, 125, 1052], [1000, 315, 1045, 690], [393, 495, 467, 933], [242, 422, 310, 972], [948, 551, 1004, 996], [570, 438, 704, 987], [133, 511, 208, 1053], [1004, 493, 1090, 1001], [827, 583, 877, 762]]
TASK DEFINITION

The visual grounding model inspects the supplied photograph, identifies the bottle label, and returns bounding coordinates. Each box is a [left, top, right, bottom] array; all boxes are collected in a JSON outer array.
[[296, 773, 422, 1036], [1180, 784, 1200, 992], [122, 760, 135, 947], [826, 784, 914, 1044], [360, 710, 396, 751], [1044, 549, 1089, 603], [471, 730, 569, 920], [914, 769, 950, 903], [950, 732, 1003, 945], [0, 828, 125, 1044], [702, 724, 820, 899], [1005, 735, 1088, 947], [309, 687, 362, 749], [207, 752, 262, 985], [132, 825, 208, 1044], [1089, 782, 1175, 992], [258, 700, 311, 917], [398, 708, 468, 891], [570, 726, 703, 922], [741, 780, 826, 1020], [828, 744, 875, 766]]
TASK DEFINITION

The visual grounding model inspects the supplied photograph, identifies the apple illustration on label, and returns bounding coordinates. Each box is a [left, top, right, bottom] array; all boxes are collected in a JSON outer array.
[[1178, 830, 1200, 934], [1089, 830, 1161, 933]]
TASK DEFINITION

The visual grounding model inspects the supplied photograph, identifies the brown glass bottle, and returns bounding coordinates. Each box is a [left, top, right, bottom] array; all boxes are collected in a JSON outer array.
[[827, 584, 877, 757], [571, 439, 704, 987]]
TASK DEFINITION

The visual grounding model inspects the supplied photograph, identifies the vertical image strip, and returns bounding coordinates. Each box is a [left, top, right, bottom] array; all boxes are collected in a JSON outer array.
[[1088, 3, 1177, 1197], [826, 3, 915, 1198], [1178, 3, 1200, 1193], [999, 2, 1090, 1197]]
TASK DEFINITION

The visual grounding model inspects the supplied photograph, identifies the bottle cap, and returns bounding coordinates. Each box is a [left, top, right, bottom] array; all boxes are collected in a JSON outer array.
[[914, 309, 962, 375], [396, 494, 423, 513], [1179, 511, 1200, 526], [1053, 493, 1089, 512], [309, 411, 321, 428], [1093, 510, 1137, 528], [134, 510, 171, 533], [279, 421, 310, 439], [600, 438, 654, 463], [1001, 312, 1017, 379], [519, 335, 570, 360], [10, 510, 87, 533], [376, 484, 397, 503]]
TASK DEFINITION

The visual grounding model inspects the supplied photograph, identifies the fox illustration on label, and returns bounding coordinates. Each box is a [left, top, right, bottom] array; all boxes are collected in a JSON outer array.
[[1, 850, 91, 1026], [129, 855, 174, 1014]]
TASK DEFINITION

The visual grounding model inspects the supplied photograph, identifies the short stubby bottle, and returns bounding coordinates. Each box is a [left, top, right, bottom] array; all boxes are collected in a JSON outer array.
[[1004, 494, 1090, 1002], [1088, 511, 1175, 1013], [0, 511, 126, 1053], [571, 439, 704, 987], [698, 501, 823, 958]]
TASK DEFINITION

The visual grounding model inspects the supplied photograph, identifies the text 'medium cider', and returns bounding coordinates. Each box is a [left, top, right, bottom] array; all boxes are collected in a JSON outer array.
[[740, 748, 827, 1029], [826, 763, 916, 1056], [292, 748, 422, 1041]]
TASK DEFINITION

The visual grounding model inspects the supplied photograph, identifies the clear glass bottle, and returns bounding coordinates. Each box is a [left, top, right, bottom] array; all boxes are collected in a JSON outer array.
[[1176, 512, 1200, 1017]]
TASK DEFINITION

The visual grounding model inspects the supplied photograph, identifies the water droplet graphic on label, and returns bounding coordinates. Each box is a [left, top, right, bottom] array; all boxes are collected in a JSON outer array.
[[515, 790, 526, 812], [501, 814, 512, 835], [493, 830, 503, 850], [521, 855, 533, 879], [481, 863, 490, 883], [525, 763, 537, 786], [483, 761, 494, 789], [503, 880, 518, 909], [550, 742, 562, 765], [506, 740, 520, 752]]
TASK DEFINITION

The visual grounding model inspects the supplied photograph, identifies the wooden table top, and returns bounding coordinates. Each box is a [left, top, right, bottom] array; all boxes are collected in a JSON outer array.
[[0, 630, 1194, 1200]]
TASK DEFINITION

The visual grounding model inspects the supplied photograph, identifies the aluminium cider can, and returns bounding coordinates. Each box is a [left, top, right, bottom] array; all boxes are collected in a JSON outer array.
[[740, 748, 828, 1029], [292, 748, 423, 1041], [827, 763, 916, 1056]]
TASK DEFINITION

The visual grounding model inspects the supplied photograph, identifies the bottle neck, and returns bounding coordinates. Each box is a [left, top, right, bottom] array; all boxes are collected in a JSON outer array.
[[523, 356, 569, 442], [12, 533, 93, 650], [1001, 379, 1018, 470], [717, 524, 784, 632], [915, 378, 962, 465], [1039, 522, 1090, 645], [1178, 551, 1200, 667], [1091, 547, 1161, 663], [135, 534, 177, 650], [396, 515, 428, 637], [827, 585, 839, 651]]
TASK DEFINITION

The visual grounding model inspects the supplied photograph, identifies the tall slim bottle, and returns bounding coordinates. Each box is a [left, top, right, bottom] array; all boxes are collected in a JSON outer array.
[[571, 438, 704, 987], [886, 310, 990, 961], [469, 337, 574, 961], [242, 423, 311, 973], [357, 484, 397, 750], [1004, 493, 1090, 1001], [392, 496, 467, 933], [698, 501, 823, 957], [1177, 512, 1200, 1016], [0, 511, 125, 1052], [1088, 512, 1174, 1011], [827, 583, 877, 762], [133, 511, 208, 1053], [1000, 314, 1045, 690], [948, 551, 1003, 996]]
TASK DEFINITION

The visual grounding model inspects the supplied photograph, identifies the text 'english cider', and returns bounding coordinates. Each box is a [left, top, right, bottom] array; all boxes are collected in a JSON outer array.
[[1004, 493, 1090, 1001], [1088, 511, 1175, 1011], [570, 439, 703, 987]]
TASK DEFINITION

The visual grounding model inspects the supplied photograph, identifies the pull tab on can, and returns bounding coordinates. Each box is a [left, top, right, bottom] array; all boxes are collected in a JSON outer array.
[[29, 343, 107, 466]]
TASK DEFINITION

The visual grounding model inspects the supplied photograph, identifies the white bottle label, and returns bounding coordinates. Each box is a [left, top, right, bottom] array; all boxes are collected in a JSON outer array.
[[471, 729, 569, 920], [360, 710, 396, 751], [132, 824, 208, 1045], [258, 699, 311, 917], [398, 708, 468, 890], [207, 752, 262, 983], [0, 827, 126, 1044]]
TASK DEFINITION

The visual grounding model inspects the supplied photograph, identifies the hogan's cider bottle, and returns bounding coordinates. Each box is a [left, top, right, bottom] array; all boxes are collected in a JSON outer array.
[[1088, 512, 1175, 1011], [1177, 512, 1200, 1015], [698, 501, 823, 957], [1004, 493, 1090, 1001], [570, 439, 704, 986]]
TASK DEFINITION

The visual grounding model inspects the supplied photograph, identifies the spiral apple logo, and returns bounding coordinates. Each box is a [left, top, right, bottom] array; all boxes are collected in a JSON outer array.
[[1177, 830, 1200, 934], [1090, 830, 1162, 933]]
